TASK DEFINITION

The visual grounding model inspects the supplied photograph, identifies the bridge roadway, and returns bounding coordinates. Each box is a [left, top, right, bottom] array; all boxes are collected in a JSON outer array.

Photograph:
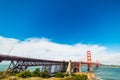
[[0, 54, 98, 73], [0, 54, 64, 64], [0, 54, 97, 65]]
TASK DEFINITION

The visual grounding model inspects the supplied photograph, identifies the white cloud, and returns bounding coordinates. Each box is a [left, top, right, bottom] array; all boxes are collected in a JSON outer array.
[[0, 36, 120, 65]]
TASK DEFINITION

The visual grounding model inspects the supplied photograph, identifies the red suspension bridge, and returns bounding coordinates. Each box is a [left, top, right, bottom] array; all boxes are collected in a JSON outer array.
[[0, 50, 99, 73]]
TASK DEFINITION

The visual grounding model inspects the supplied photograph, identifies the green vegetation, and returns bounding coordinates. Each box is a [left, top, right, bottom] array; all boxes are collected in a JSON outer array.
[[0, 71, 4, 75], [71, 73, 76, 76], [16, 70, 31, 78], [64, 73, 69, 77], [0, 71, 16, 79], [0, 68, 88, 80], [32, 68, 41, 77], [16, 68, 50, 78], [75, 74, 87, 80], [54, 72, 64, 78], [54, 72, 87, 80], [40, 69, 50, 78]]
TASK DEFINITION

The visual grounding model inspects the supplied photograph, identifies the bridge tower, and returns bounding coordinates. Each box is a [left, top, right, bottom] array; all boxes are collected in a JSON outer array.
[[87, 50, 92, 71]]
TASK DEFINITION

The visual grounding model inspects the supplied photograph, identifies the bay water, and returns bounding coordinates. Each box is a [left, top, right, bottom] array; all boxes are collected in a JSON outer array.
[[94, 67, 120, 80]]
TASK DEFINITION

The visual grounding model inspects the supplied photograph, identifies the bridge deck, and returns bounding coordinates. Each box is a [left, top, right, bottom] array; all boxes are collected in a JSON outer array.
[[0, 54, 64, 63], [0, 54, 97, 65]]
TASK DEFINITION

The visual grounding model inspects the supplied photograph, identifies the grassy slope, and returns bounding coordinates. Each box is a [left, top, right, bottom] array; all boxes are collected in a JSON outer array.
[[2, 76, 65, 80]]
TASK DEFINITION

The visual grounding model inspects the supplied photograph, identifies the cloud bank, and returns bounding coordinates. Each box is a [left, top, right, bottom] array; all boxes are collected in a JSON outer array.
[[0, 36, 120, 65]]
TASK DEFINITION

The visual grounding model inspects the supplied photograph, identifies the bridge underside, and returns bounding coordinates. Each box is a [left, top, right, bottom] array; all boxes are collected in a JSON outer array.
[[7, 61, 27, 73], [5, 61, 98, 73], [6, 60, 68, 73]]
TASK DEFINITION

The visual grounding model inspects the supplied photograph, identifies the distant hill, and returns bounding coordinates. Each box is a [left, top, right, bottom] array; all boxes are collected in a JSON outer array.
[[100, 64, 120, 68]]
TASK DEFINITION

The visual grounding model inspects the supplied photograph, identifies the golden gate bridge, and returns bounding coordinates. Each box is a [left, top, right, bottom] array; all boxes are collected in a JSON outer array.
[[0, 50, 99, 73]]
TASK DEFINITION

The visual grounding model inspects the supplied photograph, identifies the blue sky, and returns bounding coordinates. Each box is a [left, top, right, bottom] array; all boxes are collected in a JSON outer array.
[[0, 0, 120, 50]]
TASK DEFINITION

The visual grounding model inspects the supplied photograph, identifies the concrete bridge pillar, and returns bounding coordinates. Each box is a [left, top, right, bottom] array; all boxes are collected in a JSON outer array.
[[66, 60, 72, 75], [79, 62, 81, 72]]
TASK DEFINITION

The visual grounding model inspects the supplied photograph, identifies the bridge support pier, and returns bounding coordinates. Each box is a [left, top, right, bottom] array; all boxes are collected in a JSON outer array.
[[87, 64, 92, 72], [7, 61, 28, 73], [46, 65, 52, 72], [66, 60, 72, 75], [47, 66, 52, 72], [42, 66, 46, 71], [61, 62, 68, 72]]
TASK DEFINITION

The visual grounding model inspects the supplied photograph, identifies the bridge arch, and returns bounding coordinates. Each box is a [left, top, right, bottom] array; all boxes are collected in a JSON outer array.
[[73, 66, 79, 73]]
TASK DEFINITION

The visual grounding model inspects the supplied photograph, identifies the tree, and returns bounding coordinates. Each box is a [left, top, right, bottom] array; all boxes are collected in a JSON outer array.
[[40, 69, 50, 78], [32, 68, 41, 77], [16, 70, 31, 78]]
